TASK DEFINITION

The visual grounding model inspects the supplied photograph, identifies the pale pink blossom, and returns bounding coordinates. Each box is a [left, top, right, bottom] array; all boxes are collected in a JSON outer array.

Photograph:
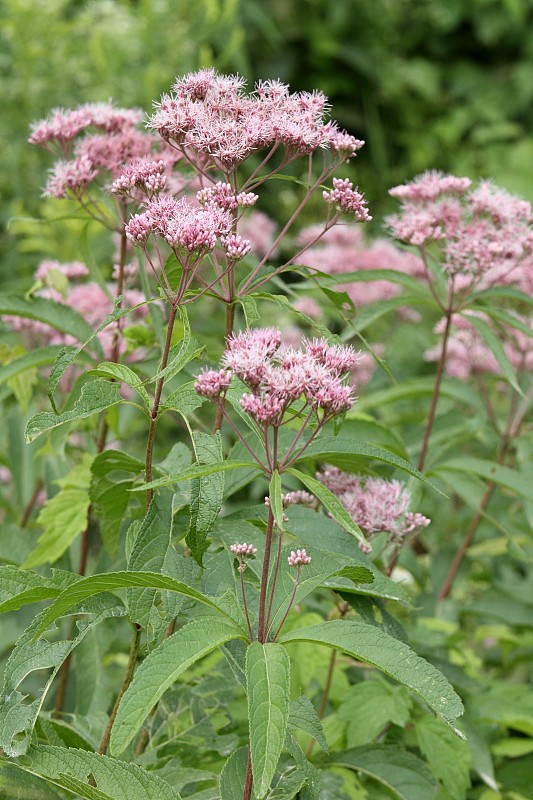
[[323, 178, 372, 221], [44, 155, 99, 198], [195, 368, 232, 398], [111, 158, 166, 197], [221, 234, 251, 261], [230, 542, 258, 557], [34, 260, 89, 282], [288, 548, 311, 567]]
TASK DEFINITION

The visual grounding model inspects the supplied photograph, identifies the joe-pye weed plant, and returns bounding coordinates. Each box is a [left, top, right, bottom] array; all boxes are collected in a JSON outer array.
[[2, 68, 532, 800]]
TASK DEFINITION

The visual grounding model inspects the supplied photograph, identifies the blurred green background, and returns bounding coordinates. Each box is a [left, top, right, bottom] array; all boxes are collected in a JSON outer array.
[[2, 0, 533, 284]]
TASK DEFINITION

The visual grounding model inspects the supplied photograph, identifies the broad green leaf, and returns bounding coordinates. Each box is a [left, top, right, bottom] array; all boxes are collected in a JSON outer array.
[[23, 456, 93, 568], [247, 641, 291, 799], [88, 361, 150, 406], [0, 293, 98, 353], [127, 492, 173, 627], [291, 438, 442, 492], [0, 567, 61, 613], [25, 380, 122, 442], [0, 345, 65, 386], [134, 459, 263, 491], [187, 432, 224, 564], [110, 618, 241, 755], [239, 294, 260, 325], [162, 380, 206, 417], [0, 762, 63, 800], [0, 596, 125, 756], [267, 770, 307, 799], [90, 450, 145, 555], [279, 621, 464, 730], [467, 684, 533, 736], [19, 745, 180, 800], [269, 470, 285, 530], [332, 745, 438, 800], [432, 457, 531, 499], [337, 679, 412, 747], [463, 312, 522, 394], [219, 747, 249, 800], [415, 716, 471, 800], [288, 696, 329, 753], [285, 468, 365, 544], [34, 571, 248, 636], [351, 295, 431, 332]]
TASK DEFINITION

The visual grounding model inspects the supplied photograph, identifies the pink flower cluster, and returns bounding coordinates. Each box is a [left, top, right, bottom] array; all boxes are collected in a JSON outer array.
[[288, 548, 311, 567], [323, 178, 372, 221], [111, 158, 167, 198], [196, 181, 258, 210], [29, 102, 143, 149], [195, 328, 357, 426], [230, 542, 258, 557], [387, 171, 533, 289], [149, 69, 364, 166], [34, 260, 89, 282], [318, 466, 430, 553]]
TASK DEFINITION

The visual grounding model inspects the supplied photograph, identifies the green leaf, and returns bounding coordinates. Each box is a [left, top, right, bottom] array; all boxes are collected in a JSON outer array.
[[0, 345, 66, 387], [0, 567, 61, 613], [110, 618, 241, 755], [162, 381, 206, 417], [463, 312, 522, 394], [291, 437, 442, 492], [247, 641, 291, 799], [239, 295, 260, 325], [332, 745, 439, 800], [269, 470, 285, 530], [337, 679, 412, 747], [254, 292, 334, 340], [415, 716, 471, 800], [134, 459, 263, 492], [285, 469, 365, 544], [187, 432, 224, 565], [25, 380, 123, 442], [279, 621, 464, 730], [0, 293, 98, 353], [288, 696, 329, 753], [18, 745, 181, 800], [34, 571, 248, 636], [88, 362, 150, 406], [432, 457, 531, 499], [355, 377, 482, 413], [23, 456, 93, 568], [219, 747, 249, 800]]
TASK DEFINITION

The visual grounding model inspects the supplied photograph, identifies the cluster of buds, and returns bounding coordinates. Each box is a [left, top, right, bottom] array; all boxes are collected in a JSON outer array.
[[230, 542, 258, 572], [288, 549, 312, 567], [323, 178, 372, 221], [264, 490, 316, 522]]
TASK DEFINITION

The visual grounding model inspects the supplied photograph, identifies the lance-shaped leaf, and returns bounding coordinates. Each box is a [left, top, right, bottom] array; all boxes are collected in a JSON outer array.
[[90, 450, 144, 556], [291, 437, 442, 491], [355, 377, 482, 414], [279, 621, 464, 731], [0, 345, 65, 387], [34, 571, 248, 637], [0, 567, 62, 613], [288, 696, 329, 753], [331, 745, 438, 800], [247, 642, 291, 799], [432, 457, 531, 500], [161, 380, 206, 417], [187, 432, 224, 564], [25, 380, 122, 442], [464, 312, 522, 394], [219, 747, 249, 800], [88, 362, 150, 407], [110, 619, 242, 755], [269, 470, 285, 530], [285, 468, 365, 544], [16, 745, 180, 800], [133, 459, 263, 492], [415, 717, 471, 800]]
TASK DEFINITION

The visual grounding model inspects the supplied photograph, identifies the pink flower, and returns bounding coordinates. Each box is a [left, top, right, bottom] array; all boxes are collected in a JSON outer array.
[[34, 260, 89, 282], [221, 234, 252, 261], [230, 542, 258, 557], [288, 548, 311, 567], [44, 155, 98, 198], [111, 158, 167, 197], [195, 368, 232, 398], [323, 178, 372, 221]]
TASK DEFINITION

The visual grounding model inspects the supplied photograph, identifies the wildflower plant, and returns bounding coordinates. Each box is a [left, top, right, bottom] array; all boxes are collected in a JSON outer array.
[[2, 69, 532, 800]]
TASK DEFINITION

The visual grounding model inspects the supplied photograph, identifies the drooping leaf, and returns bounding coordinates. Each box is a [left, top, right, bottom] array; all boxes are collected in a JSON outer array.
[[0, 567, 62, 614], [279, 621, 464, 730], [187, 432, 224, 564], [34, 571, 249, 636], [23, 455, 93, 568], [110, 619, 241, 755], [288, 695, 329, 753], [25, 380, 123, 442], [285, 468, 365, 544], [247, 641, 291, 799], [332, 745, 439, 800], [88, 362, 150, 406], [415, 716, 471, 800], [18, 745, 181, 800], [355, 377, 482, 414]]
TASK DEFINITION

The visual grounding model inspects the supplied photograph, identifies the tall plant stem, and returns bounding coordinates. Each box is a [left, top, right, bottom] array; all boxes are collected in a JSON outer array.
[[242, 751, 254, 800], [97, 623, 141, 756], [214, 301, 236, 432], [257, 505, 276, 644], [438, 382, 532, 600], [145, 302, 179, 510], [19, 478, 43, 528], [417, 310, 453, 472]]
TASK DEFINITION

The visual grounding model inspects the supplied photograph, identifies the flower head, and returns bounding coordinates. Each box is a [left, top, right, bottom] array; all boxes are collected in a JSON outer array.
[[288, 548, 311, 567]]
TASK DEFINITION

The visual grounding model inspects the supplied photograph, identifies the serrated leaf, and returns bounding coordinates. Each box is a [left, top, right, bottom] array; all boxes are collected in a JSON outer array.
[[285, 469, 365, 544], [23, 457, 93, 568], [0, 567, 61, 613], [247, 642, 291, 798], [279, 621, 464, 730], [415, 717, 471, 800], [187, 432, 224, 565], [288, 696, 329, 753], [219, 747, 250, 800], [135, 459, 263, 491], [162, 381, 206, 416], [110, 619, 241, 755], [88, 362, 150, 406], [34, 571, 248, 636], [337, 679, 412, 747], [291, 438, 442, 492], [25, 380, 122, 442], [332, 745, 439, 800], [19, 745, 181, 800], [239, 295, 260, 325]]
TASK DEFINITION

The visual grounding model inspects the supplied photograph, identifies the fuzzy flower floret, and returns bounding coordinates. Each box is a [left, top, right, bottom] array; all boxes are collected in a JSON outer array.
[[111, 159, 166, 196], [323, 178, 372, 221], [288, 549, 311, 567], [194, 368, 232, 399], [230, 542, 258, 557]]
